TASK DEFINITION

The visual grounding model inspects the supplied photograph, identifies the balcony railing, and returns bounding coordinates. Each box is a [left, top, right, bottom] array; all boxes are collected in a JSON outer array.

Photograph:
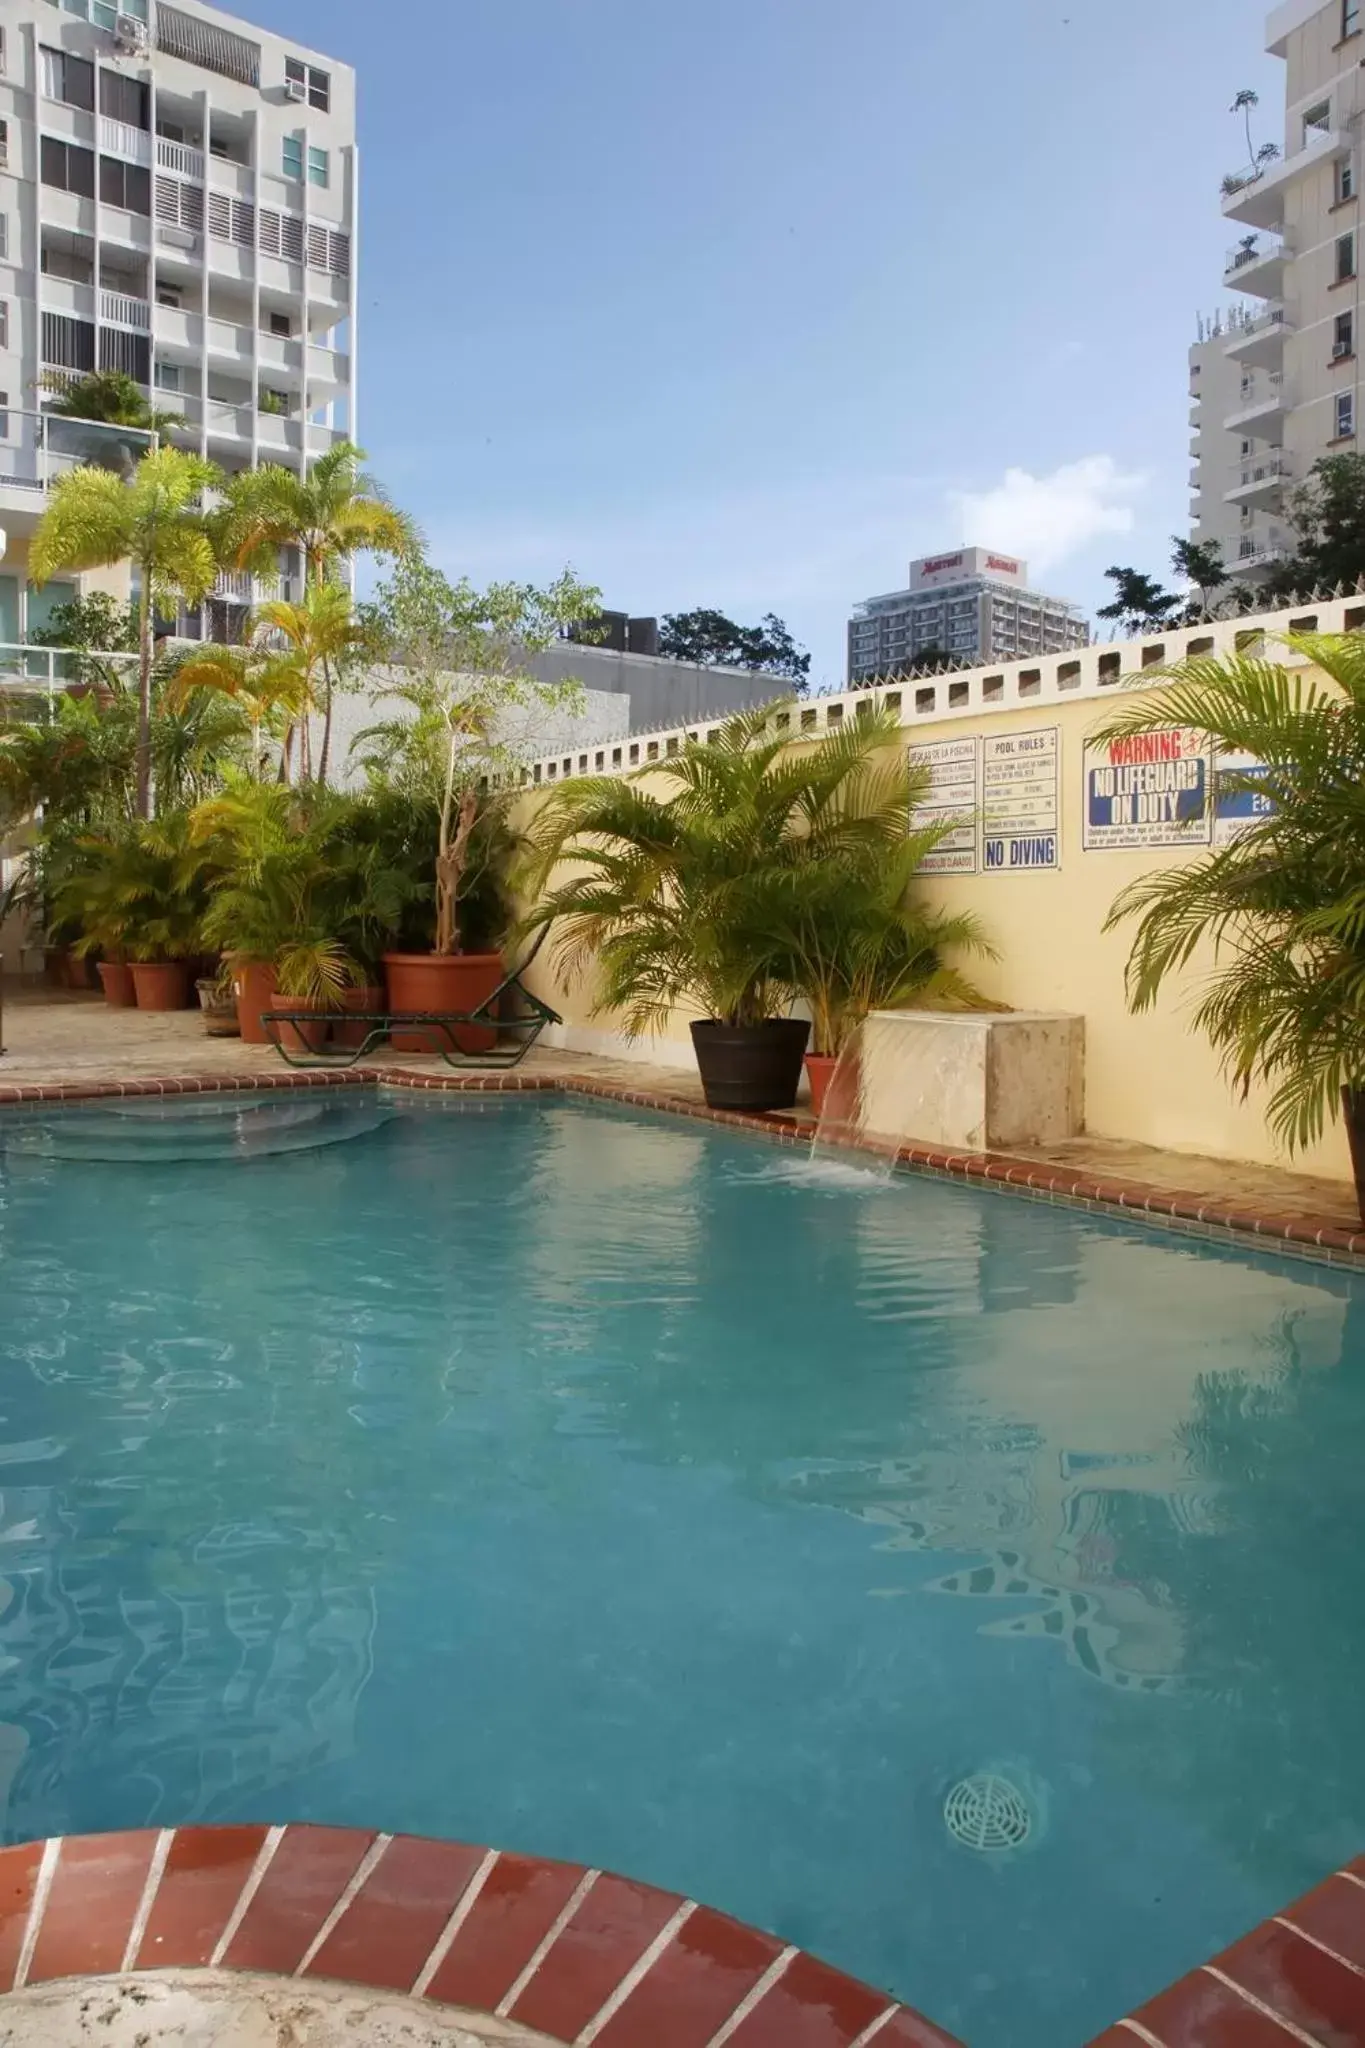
[[1235, 457, 1291, 487], [157, 137, 205, 180], [155, 3, 260, 86], [0, 643, 139, 695], [99, 290, 151, 331], [0, 407, 156, 494], [99, 117, 152, 166]]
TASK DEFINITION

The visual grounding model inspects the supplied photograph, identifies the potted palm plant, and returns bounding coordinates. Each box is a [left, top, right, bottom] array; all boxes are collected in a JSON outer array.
[[55, 817, 208, 1011], [770, 825, 993, 1116], [354, 555, 596, 1049], [523, 702, 929, 1111], [1095, 632, 1365, 1217], [194, 782, 362, 1045]]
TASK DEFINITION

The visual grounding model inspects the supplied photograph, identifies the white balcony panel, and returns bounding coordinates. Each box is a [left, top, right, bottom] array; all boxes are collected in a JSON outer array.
[[99, 119, 152, 166], [40, 102, 94, 147], [306, 344, 348, 391], [100, 207, 151, 252], [207, 242, 254, 283], [255, 414, 302, 453], [40, 190, 96, 237], [157, 138, 205, 180], [155, 308, 202, 352], [41, 276, 96, 320], [257, 254, 305, 298], [257, 332, 303, 373], [207, 316, 254, 357], [204, 402, 254, 443], [206, 156, 254, 198], [1224, 457, 1291, 503]]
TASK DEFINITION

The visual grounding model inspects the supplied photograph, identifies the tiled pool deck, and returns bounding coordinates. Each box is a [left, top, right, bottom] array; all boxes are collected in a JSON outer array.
[[5, 986, 1365, 2043]]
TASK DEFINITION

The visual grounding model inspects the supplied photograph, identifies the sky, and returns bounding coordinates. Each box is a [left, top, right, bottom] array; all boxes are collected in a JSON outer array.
[[242, 0, 1280, 687]]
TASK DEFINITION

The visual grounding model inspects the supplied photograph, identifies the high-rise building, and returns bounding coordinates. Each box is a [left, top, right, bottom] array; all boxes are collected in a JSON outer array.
[[1193, 0, 1363, 584], [846, 548, 1089, 686], [0, 0, 356, 644]]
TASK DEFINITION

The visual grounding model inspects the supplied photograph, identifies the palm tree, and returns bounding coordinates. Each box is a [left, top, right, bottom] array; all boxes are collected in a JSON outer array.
[[168, 582, 366, 784], [521, 703, 935, 1036], [29, 446, 221, 819], [43, 369, 180, 435], [216, 443, 415, 782], [1093, 634, 1365, 1205]]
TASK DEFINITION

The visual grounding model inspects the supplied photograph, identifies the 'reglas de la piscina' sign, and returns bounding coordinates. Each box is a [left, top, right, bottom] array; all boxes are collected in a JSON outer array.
[[909, 736, 980, 873], [1082, 728, 1212, 851]]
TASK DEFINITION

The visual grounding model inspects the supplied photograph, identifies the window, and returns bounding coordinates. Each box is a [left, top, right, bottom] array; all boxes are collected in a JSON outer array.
[[61, 0, 148, 24], [1240, 437, 1253, 456], [1338, 230, 1357, 281], [1340, 156, 1357, 203], [99, 69, 150, 131], [0, 216, 7, 263], [41, 137, 96, 199], [0, 303, 7, 351], [41, 312, 95, 372], [99, 156, 151, 215], [1338, 390, 1356, 438], [1336, 310, 1355, 358], [267, 309, 291, 336], [41, 46, 96, 112], [307, 146, 328, 188], [282, 134, 303, 181], [0, 27, 6, 75], [285, 57, 330, 111], [98, 328, 149, 383], [0, 121, 7, 170], [0, 393, 8, 440], [1304, 99, 1332, 140], [154, 361, 181, 391], [1346, 0, 1361, 35]]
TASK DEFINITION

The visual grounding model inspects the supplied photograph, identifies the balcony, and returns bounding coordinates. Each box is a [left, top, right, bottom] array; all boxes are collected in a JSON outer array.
[[1236, 532, 1292, 575], [1225, 455, 1291, 504], [1224, 303, 1291, 366], [0, 408, 155, 534], [100, 289, 150, 331], [1222, 126, 1349, 228], [1224, 371, 1287, 438], [99, 117, 151, 167], [157, 136, 205, 180]]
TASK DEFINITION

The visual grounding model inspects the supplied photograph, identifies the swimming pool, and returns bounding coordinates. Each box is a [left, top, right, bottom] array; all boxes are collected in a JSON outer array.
[[0, 1089, 1361, 2046]]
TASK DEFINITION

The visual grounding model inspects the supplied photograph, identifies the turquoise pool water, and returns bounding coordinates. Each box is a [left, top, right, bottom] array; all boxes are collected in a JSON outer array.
[[0, 1091, 1363, 2045]]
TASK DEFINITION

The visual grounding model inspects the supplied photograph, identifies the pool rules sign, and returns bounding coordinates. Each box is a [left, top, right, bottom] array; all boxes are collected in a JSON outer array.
[[981, 728, 1060, 872], [911, 727, 1061, 874]]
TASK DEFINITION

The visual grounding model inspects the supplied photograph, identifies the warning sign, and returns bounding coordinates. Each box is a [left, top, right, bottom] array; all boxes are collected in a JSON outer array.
[[1083, 728, 1212, 851], [982, 727, 1060, 872]]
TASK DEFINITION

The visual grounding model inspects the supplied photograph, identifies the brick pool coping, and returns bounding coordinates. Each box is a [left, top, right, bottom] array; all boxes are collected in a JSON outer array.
[[2, 1828, 1364, 2047], [0, 1825, 958, 2047], [1, 1064, 1362, 1270]]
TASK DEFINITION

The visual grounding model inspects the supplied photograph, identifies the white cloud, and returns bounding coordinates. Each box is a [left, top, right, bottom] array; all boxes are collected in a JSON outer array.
[[949, 455, 1146, 576]]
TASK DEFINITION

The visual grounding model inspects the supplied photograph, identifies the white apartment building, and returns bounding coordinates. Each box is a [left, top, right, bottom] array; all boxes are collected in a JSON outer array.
[[0, 0, 356, 645], [1193, 0, 1365, 582], [847, 548, 1089, 686]]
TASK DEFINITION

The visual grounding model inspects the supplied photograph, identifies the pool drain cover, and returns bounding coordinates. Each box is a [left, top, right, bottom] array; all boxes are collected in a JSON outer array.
[[943, 1772, 1033, 1852]]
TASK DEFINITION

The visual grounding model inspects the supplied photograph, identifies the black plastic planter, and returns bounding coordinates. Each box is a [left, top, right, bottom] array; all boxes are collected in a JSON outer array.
[[690, 1017, 811, 1111], [1342, 1085, 1365, 1223]]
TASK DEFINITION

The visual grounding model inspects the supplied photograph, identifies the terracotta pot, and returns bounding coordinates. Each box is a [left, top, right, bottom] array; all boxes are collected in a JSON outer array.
[[804, 1053, 838, 1117], [382, 952, 503, 1054], [63, 950, 96, 991], [96, 960, 137, 1008], [690, 1018, 810, 1111], [233, 960, 279, 1044], [336, 985, 385, 1051], [272, 991, 341, 1055], [129, 959, 192, 1011]]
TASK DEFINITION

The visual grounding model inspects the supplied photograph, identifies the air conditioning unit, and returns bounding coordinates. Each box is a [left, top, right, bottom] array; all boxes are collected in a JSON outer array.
[[1334, 340, 1353, 359], [114, 13, 148, 52], [284, 79, 307, 102]]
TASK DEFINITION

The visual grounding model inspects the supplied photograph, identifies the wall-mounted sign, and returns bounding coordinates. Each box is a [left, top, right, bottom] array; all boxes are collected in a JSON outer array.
[[1082, 728, 1212, 850], [982, 727, 1060, 871], [1213, 749, 1274, 844], [910, 736, 979, 873]]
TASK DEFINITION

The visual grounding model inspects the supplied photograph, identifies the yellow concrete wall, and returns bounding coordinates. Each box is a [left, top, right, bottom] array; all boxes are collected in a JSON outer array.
[[512, 608, 1357, 1184]]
